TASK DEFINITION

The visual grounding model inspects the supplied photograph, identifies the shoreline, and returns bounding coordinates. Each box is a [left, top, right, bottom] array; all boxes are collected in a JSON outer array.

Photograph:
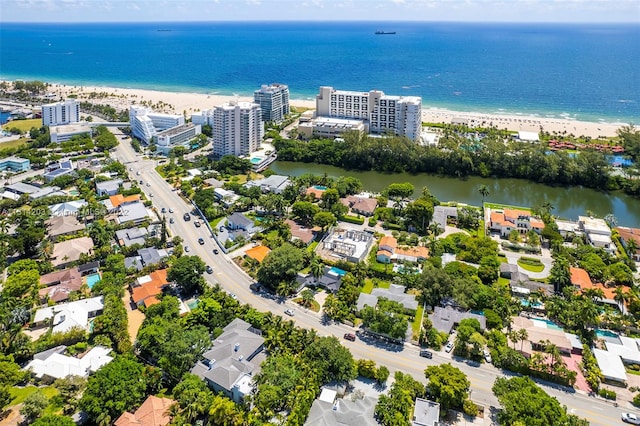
[[3, 80, 631, 139]]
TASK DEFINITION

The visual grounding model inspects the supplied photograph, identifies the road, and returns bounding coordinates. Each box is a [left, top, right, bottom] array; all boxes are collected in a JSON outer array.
[[111, 132, 621, 426]]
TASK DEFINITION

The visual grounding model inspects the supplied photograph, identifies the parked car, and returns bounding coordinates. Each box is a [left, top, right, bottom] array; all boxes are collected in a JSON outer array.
[[149, 193, 154, 197], [344, 333, 356, 341], [198, 237, 205, 245], [206, 266, 213, 274], [161, 207, 166, 213], [445, 342, 454, 353], [284, 309, 295, 316], [420, 349, 433, 358], [483, 349, 492, 364], [622, 413, 640, 425], [213, 249, 219, 255], [184, 246, 190, 252], [194, 221, 201, 228], [139, 180, 144, 184], [229, 293, 237, 300]]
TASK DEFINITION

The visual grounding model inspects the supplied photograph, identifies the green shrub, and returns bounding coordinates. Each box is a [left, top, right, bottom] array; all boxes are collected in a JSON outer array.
[[341, 215, 365, 225], [368, 217, 377, 227], [382, 222, 403, 231], [633, 393, 640, 407], [598, 388, 616, 400], [463, 399, 479, 417]]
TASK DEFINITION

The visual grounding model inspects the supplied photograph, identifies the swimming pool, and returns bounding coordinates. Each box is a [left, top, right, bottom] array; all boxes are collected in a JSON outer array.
[[329, 266, 346, 277], [595, 329, 619, 338], [520, 298, 543, 308], [313, 185, 328, 190], [186, 299, 200, 310], [86, 273, 101, 289], [250, 157, 262, 164], [532, 318, 563, 331]]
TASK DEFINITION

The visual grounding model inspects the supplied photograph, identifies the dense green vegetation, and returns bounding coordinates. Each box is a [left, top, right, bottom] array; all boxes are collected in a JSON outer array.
[[275, 128, 640, 196]]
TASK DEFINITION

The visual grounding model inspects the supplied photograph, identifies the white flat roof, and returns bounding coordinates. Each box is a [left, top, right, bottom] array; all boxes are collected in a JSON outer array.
[[606, 341, 640, 363], [518, 131, 540, 141], [589, 233, 612, 244], [593, 348, 627, 382]]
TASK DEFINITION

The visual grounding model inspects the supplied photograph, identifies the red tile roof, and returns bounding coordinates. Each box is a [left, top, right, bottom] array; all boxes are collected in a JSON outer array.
[[114, 395, 175, 426]]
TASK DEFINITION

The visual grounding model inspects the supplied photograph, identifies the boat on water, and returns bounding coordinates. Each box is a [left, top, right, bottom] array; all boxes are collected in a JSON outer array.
[[375, 31, 396, 35]]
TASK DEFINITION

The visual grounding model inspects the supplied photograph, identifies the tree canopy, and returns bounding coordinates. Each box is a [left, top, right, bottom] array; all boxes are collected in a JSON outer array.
[[425, 363, 470, 411], [168, 255, 207, 295]]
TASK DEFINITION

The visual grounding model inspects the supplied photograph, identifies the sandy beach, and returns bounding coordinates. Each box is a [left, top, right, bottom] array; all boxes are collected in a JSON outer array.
[[36, 83, 629, 139]]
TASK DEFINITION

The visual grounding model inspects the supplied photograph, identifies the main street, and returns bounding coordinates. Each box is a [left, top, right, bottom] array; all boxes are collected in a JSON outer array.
[[110, 132, 620, 425]]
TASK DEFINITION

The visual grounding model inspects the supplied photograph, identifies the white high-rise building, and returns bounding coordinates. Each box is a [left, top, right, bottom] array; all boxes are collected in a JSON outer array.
[[42, 100, 80, 126], [191, 108, 215, 127], [129, 106, 184, 144], [212, 101, 264, 158], [253, 83, 290, 123], [315, 86, 422, 141]]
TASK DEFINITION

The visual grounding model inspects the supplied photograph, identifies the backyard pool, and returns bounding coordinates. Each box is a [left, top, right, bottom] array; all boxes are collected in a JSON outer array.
[[86, 273, 101, 289], [313, 185, 328, 190], [532, 318, 564, 331], [186, 299, 200, 310], [520, 298, 543, 308], [329, 267, 347, 277], [595, 328, 619, 338]]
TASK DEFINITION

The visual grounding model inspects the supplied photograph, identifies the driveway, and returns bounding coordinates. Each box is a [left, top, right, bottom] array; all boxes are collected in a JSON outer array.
[[501, 250, 553, 279]]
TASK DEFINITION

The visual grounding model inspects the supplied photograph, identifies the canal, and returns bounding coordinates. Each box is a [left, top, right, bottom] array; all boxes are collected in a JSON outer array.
[[270, 161, 640, 227]]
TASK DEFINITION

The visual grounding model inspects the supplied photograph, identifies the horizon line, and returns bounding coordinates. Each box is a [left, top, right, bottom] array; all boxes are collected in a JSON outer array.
[[2, 20, 639, 25]]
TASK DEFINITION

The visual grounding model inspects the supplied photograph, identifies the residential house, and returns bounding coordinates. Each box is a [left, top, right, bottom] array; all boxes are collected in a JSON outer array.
[[33, 296, 104, 333], [284, 219, 317, 245], [191, 318, 266, 403], [107, 194, 141, 210], [489, 208, 544, 238], [43, 159, 74, 183], [412, 398, 441, 426], [245, 175, 291, 194], [214, 188, 240, 208], [594, 336, 640, 385], [45, 215, 86, 240], [131, 269, 170, 307], [204, 177, 224, 188], [356, 284, 418, 312], [39, 267, 83, 303], [227, 212, 257, 234], [116, 227, 149, 247], [376, 236, 428, 263], [124, 247, 168, 271], [245, 245, 271, 263], [555, 219, 581, 239], [304, 388, 378, 426], [115, 201, 150, 225], [500, 263, 553, 295], [431, 205, 458, 231], [305, 186, 326, 200], [48, 200, 88, 217], [115, 395, 176, 426], [578, 216, 613, 252], [570, 267, 629, 312], [24, 345, 113, 380], [320, 227, 374, 263], [616, 226, 640, 261], [96, 179, 123, 196], [78, 261, 100, 276], [510, 316, 578, 357], [428, 306, 487, 334], [51, 236, 94, 268], [340, 195, 378, 217]]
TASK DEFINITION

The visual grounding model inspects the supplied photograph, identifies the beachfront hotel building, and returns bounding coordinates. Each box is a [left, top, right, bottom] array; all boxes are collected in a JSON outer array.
[[191, 108, 214, 127], [42, 100, 80, 126], [253, 83, 290, 123], [129, 106, 184, 144], [313, 86, 422, 141], [155, 123, 202, 155], [212, 101, 264, 158]]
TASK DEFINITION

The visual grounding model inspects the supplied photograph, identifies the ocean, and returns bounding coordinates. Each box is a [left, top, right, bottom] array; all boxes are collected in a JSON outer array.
[[0, 21, 639, 123]]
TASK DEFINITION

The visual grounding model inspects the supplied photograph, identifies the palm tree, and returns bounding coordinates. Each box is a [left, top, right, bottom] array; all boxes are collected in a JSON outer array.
[[478, 184, 489, 207], [301, 289, 315, 308], [626, 238, 638, 260], [517, 328, 528, 353], [310, 258, 324, 281]]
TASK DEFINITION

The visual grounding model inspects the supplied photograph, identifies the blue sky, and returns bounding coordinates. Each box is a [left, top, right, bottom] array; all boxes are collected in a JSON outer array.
[[2, 0, 639, 23]]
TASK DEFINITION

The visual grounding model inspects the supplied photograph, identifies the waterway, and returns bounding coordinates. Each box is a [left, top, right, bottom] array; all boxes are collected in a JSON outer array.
[[270, 161, 640, 227]]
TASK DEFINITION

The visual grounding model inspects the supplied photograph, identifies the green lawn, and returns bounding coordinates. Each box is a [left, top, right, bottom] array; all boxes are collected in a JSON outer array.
[[293, 297, 321, 312], [0, 138, 28, 150], [484, 202, 532, 213], [307, 241, 319, 253], [210, 216, 224, 229], [377, 280, 391, 289], [362, 278, 374, 294], [517, 258, 545, 273], [2, 118, 41, 133], [10, 385, 58, 405], [412, 304, 424, 335]]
